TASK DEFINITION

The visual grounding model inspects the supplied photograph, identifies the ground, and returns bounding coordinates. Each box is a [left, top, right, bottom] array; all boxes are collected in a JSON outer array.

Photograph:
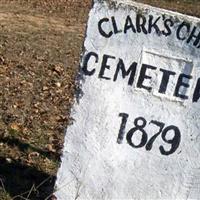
[[0, 0, 199, 199]]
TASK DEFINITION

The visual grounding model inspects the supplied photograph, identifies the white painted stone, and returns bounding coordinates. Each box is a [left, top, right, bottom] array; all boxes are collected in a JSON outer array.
[[55, 1, 200, 199]]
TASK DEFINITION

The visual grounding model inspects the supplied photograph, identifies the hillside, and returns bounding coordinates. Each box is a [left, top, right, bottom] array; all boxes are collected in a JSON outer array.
[[0, 0, 199, 199]]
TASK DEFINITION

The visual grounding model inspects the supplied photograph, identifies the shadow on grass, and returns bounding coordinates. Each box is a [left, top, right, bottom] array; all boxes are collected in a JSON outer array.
[[0, 137, 59, 200], [0, 136, 60, 162]]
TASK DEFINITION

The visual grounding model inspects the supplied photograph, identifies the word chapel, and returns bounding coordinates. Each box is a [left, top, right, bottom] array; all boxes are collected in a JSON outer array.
[[82, 51, 200, 103], [98, 14, 200, 49]]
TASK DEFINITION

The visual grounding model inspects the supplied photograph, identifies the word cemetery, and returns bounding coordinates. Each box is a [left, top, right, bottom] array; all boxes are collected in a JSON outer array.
[[83, 51, 200, 102]]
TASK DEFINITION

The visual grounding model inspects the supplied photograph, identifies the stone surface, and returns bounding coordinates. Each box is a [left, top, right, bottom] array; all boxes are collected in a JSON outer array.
[[55, 1, 200, 199]]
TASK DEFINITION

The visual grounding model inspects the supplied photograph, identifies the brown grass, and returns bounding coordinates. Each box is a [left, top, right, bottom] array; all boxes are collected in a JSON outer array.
[[0, 0, 199, 199]]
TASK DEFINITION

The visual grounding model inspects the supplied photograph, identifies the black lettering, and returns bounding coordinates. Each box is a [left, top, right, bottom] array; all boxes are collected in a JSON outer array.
[[113, 59, 137, 85], [187, 26, 200, 46], [162, 18, 174, 36], [148, 15, 161, 35], [82, 52, 98, 76], [117, 113, 129, 144], [174, 74, 192, 99], [145, 120, 165, 151], [193, 78, 200, 102], [176, 22, 190, 40], [159, 69, 176, 94], [126, 117, 148, 148], [124, 15, 136, 34], [136, 14, 148, 34], [159, 125, 181, 156], [137, 64, 156, 92], [98, 54, 115, 80], [98, 18, 113, 38], [111, 16, 122, 34]]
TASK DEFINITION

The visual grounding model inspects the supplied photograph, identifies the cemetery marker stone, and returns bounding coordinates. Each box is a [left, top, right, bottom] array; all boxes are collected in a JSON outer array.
[[55, 0, 200, 199]]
